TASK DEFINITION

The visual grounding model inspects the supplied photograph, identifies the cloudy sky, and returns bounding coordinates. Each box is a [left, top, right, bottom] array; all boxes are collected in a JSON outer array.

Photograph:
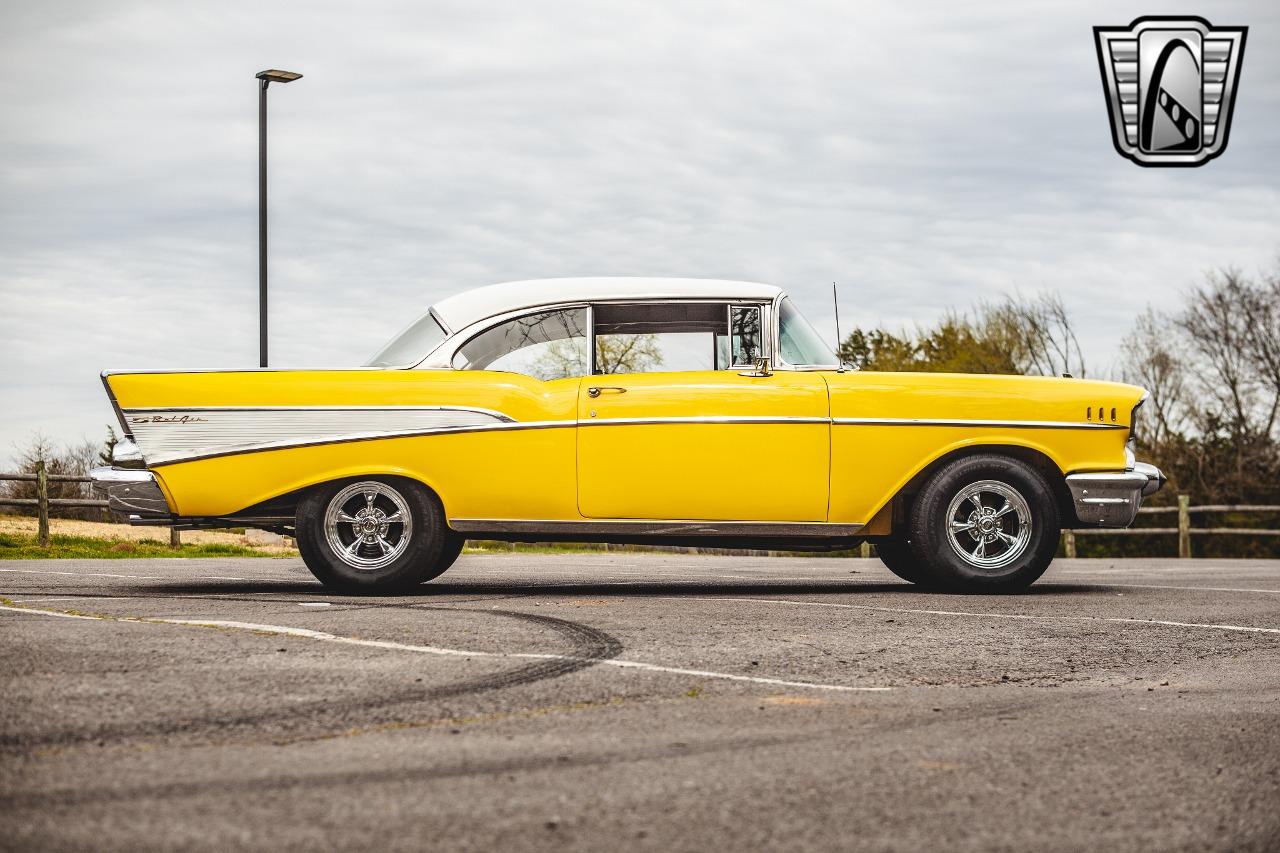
[[1, 0, 1277, 464]]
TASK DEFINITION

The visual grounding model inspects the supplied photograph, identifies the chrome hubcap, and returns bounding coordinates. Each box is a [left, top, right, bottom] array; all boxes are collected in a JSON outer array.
[[324, 481, 412, 571], [945, 480, 1032, 571]]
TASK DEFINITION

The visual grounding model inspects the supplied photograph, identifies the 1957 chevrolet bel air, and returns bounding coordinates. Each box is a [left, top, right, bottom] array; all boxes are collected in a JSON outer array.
[[92, 277, 1164, 592]]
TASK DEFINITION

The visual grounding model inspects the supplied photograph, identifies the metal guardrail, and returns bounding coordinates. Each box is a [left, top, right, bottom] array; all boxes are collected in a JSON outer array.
[[0, 462, 179, 548]]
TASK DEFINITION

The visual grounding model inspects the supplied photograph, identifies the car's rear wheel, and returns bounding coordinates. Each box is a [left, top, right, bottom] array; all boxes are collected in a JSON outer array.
[[296, 478, 457, 592], [874, 536, 932, 585], [906, 455, 1060, 592]]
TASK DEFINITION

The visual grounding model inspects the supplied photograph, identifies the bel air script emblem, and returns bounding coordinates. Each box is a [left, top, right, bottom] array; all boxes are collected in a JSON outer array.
[[1094, 16, 1247, 167], [130, 415, 208, 424]]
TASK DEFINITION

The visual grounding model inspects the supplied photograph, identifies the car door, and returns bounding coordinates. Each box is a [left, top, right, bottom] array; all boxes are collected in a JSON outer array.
[[575, 302, 830, 521]]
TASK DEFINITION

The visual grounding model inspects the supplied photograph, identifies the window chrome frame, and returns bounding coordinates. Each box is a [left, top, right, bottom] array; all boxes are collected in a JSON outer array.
[[425, 302, 593, 377], [419, 298, 777, 377], [727, 303, 765, 369]]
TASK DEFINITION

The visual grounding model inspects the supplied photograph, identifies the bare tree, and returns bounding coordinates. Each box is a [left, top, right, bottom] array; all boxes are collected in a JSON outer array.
[[534, 334, 662, 378], [2, 432, 113, 521], [1119, 307, 1188, 445], [988, 293, 1087, 378], [1176, 270, 1259, 439], [1238, 268, 1280, 437]]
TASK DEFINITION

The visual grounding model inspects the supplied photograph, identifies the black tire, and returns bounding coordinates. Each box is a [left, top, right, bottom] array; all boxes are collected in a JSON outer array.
[[874, 536, 932, 585], [296, 477, 456, 592], [427, 531, 466, 583], [906, 454, 1060, 593]]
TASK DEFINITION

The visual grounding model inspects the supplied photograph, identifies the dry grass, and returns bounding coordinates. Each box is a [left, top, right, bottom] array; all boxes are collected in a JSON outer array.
[[0, 517, 294, 551]]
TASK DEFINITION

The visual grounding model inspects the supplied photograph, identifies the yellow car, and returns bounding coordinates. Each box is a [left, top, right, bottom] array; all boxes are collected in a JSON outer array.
[[92, 277, 1164, 592]]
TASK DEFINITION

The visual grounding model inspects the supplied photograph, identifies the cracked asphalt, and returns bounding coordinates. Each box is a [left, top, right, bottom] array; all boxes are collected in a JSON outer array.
[[3, 555, 1279, 851]]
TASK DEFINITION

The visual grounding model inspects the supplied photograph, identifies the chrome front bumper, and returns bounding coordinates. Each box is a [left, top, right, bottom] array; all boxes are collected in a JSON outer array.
[[89, 467, 173, 521], [1065, 462, 1166, 527]]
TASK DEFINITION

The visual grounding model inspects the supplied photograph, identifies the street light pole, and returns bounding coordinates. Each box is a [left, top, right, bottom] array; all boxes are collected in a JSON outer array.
[[255, 69, 302, 368]]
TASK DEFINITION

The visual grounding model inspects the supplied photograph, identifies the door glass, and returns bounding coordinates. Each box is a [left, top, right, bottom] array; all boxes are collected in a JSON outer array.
[[452, 308, 589, 379], [729, 305, 762, 367], [593, 302, 728, 374], [591, 302, 769, 373]]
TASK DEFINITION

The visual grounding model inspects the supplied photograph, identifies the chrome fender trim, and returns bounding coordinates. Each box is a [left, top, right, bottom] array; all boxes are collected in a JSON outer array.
[[89, 467, 172, 520], [448, 519, 865, 538], [1066, 463, 1166, 527]]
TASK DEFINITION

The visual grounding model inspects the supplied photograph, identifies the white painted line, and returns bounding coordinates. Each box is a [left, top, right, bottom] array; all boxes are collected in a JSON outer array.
[[0, 567, 162, 580], [0, 605, 887, 693], [297, 602, 331, 607], [165, 619, 888, 691], [0, 604, 99, 621], [202, 576, 248, 581], [164, 619, 494, 656], [1046, 581, 1280, 595], [599, 658, 883, 692], [10, 596, 126, 603], [678, 597, 1280, 636]]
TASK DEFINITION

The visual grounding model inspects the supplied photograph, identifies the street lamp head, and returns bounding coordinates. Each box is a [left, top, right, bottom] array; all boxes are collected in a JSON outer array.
[[256, 69, 303, 83]]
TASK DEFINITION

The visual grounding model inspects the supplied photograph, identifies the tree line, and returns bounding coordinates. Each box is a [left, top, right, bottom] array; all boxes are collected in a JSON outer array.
[[836, 262, 1279, 511]]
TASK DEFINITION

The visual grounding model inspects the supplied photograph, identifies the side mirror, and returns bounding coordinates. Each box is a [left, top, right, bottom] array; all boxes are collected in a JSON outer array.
[[739, 356, 773, 378]]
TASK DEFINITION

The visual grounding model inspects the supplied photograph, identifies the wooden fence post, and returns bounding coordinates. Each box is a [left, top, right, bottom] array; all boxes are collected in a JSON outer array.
[[1063, 529, 1076, 558], [1177, 493, 1191, 558], [36, 459, 50, 548], [170, 527, 181, 549]]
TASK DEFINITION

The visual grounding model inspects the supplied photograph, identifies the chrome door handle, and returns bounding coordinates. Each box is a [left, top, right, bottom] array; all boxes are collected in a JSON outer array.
[[587, 386, 627, 398]]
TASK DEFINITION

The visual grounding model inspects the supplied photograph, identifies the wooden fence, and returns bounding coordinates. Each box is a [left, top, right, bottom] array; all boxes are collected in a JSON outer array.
[[1062, 494, 1280, 558], [0, 461, 179, 548], [1, 463, 1275, 557]]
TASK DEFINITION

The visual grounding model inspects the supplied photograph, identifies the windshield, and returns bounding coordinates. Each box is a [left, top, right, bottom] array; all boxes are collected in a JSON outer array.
[[778, 297, 838, 366], [365, 310, 448, 367]]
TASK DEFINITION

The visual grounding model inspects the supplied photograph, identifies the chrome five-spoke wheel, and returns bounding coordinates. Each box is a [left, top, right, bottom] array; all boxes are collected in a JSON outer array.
[[323, 481, 413, 571], [896, 455, 1060, 592], [945, 479, 1031, 570]]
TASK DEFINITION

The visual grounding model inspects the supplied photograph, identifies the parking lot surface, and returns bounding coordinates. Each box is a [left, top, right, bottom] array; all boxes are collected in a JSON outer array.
[[3, 555, 1279, 851]]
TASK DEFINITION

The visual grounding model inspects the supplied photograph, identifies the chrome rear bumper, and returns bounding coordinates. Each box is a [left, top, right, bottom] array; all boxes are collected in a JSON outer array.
[[89, 467, 172, 521], [1065, 462, 1166, 527]]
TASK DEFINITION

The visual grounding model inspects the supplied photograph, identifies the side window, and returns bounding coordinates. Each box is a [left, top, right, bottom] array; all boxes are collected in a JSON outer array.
[[593, 302, 759, 374], [729, 305, 762, 367], [452, 308, 589, 380]]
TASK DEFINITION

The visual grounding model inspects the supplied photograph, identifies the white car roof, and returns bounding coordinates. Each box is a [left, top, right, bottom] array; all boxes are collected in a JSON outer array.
[[431, 277, 784, 331]]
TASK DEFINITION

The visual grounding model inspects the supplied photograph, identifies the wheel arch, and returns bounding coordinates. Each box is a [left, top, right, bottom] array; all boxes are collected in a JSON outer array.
[[880, 444, 1074, 532], [225, 470, 451, 528]]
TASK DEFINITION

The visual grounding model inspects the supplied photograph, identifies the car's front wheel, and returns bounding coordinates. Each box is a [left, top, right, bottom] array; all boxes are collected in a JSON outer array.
[[906, 455, 1060, 592], [296, 477, 457, 592]]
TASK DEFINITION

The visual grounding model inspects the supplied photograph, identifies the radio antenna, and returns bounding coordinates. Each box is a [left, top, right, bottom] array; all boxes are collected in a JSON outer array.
[[832, 282, 845, 372]]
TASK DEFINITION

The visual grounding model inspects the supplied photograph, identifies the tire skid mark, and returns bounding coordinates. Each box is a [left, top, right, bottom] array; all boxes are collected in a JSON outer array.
[[2, 730, 822, 809], [5, 599, 889, 694], [0, 603, 622, 750]]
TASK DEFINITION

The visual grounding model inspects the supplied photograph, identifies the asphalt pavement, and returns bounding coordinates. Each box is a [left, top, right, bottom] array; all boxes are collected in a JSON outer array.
[[3, 554, 1279, 852]]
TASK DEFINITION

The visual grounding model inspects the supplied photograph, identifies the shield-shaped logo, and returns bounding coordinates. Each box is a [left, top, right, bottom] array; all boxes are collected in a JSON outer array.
[[1094, 16, 1247, 167]]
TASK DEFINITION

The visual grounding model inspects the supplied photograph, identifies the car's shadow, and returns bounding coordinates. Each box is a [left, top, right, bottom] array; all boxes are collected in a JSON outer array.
[[123, 578, 1100, 599]]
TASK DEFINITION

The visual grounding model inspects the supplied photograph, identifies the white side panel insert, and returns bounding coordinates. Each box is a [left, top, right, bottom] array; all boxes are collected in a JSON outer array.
[[124, 407, 514, 465]]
